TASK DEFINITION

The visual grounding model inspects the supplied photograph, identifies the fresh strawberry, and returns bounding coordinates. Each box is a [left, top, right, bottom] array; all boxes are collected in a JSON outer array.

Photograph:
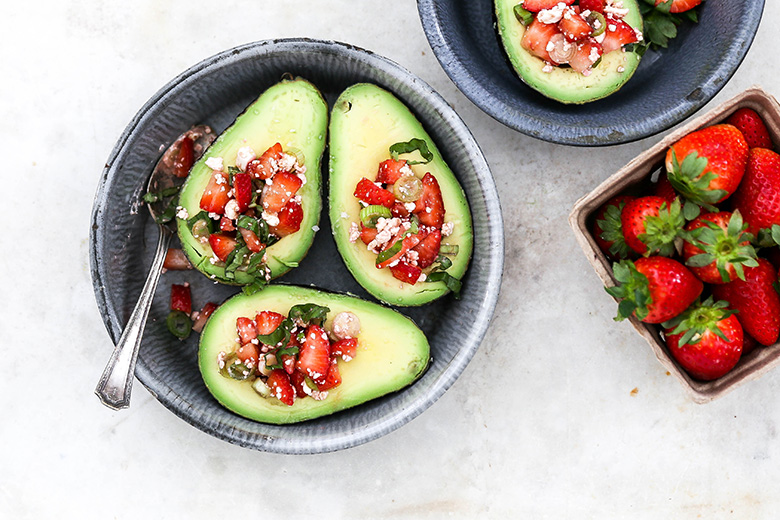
[[316, 359, 342, 391], [360, 224, 378, 245], [742, 332, 759, 357], [236, 316, 257, 344], [653, 175, 678, 204], [289, 369, 310, 398], [376, 159, 408, 185], [568, 39, 603, 74], [712, 259, 780, 346], [239, 227, 265, 253], [255, 311, 285, 336], [521, 0, 574, 12], [246, 143, 283, 180], [663, 297, 743, 380], [417, 173, 445, 229], [280, 352, 297, 375], [172, 135, 194, 178], [219, 216, 235, 232], [559, 9, 593, 41], [654, 0, 702, 14], [731, 148, 780, 236], [270, 199, 303, 237], [389, 261, 422, 285], [726, 108, 772, 149], [232, 172, 253, 212], [199, 171, 231, 214], [376, 234, 423, 269], [600, 18, 639, 54], [207, 233, 237, 262], [391, 201, 411, 218], [666, 124, 749, 209], [236, 342, 260, 367], [682, 211, 758, 284], [266, 369, 295, 406], [331, 338, 358, 361], [607, 257, 703, 324], [579, 0, 605, 12], [521, 18, 562, 62], [261, 171, 303, 214], [354, 177, 396, 208], [163, 248, 192, 270], [192, 302, 217, 333], [412, 228, 442, 268], [297, 324, 331, 383], [592, 195, 635, 260], [620, 196, 685, 256], [170, 284, 191, 314]]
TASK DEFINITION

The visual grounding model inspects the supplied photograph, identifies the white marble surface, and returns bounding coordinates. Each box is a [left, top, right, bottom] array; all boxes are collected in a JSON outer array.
[[3, 0, 780, 517]]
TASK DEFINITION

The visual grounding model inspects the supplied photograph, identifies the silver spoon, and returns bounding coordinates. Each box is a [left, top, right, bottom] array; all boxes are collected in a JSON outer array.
[[95, 125, 215, 410]]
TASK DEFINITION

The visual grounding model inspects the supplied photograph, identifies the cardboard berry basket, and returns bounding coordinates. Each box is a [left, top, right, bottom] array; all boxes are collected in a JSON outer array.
[[569, 86, 780, 403]]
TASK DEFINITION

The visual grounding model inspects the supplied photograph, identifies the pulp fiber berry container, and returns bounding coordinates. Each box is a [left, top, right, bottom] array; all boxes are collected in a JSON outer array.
[[569, 86, 780, 403]]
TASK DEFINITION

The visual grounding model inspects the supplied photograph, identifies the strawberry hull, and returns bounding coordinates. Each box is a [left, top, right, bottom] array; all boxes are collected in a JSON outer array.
[[569, 86, 780, 404]]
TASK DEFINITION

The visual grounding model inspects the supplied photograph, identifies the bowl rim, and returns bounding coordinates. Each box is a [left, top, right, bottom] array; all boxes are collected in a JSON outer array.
[[89, 37, 505, 453], [416, 0, 766, 146]]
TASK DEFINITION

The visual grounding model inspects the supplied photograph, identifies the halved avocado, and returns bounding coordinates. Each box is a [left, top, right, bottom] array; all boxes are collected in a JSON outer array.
[[495, 0, 643, 104], [328, 84, 473, 306], [199, 285, 431, 424], [177, 77, 328, 284]]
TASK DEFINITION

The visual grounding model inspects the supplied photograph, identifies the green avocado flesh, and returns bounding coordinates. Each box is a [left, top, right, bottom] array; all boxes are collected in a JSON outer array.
[[177, 78, 328, 284], [495, 0, 643, 104], [328, 84, 474, 306], [198, 285, 431, 424]]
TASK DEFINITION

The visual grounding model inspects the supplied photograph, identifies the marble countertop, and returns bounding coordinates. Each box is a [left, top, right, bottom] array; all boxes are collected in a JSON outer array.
[[4, 0, 779, 517]]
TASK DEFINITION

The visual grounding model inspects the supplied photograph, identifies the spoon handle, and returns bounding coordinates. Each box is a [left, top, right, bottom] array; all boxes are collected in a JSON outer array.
[[95, 226, 172, 410]]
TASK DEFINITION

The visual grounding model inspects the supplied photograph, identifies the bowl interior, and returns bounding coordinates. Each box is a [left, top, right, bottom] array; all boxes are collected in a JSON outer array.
[[90, 39, 503, 453], [418, 0, 764, 145]]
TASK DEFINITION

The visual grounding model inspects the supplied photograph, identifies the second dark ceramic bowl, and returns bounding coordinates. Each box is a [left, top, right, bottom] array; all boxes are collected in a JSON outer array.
[[90, 39, 504, 454], [418, 0, 764, 146]]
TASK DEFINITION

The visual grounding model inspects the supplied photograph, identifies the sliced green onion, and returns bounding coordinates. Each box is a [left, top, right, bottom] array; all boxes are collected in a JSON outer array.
[[286, 147, 306, 167], [439, 244, 459, 255], [360, 205, 392, 228], [513, 4, 534, 26], [586, 11, 606, 37], [376, 241, 403, 266], [166, 310, 192, 339], [252, 378, 270, 397], [406, 216, 419, 236], [394, 176, 423, 203], [226, 360, 255, 381]]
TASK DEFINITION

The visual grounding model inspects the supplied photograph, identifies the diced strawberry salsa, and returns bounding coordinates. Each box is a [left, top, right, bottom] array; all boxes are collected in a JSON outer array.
[[187, 143, 307, 282], [350, 142, 459, 287], [218, 304, 362, 407], [518, 0, 641, 77]]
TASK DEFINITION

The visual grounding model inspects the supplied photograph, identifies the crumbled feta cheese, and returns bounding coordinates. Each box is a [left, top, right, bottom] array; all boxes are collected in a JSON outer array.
[[418, 272, 427, 282], [312, 225, 320, 232], [297, 172, 307, 185], [399, 164, 414, 177], [617, 66, 625, 73], [208, 212, 221, 220], [235, 146, 256, 171], [608, 24, 617, 32], [542, 63, 554, 74], [537, 2, 567, 24], [404, 202, 416, 212], [348, 222, 360, 243], [176, 206, 189, 220], [262, 211, 280, 227], [277, 153, 297, 172], [214, 173, 227, 185], [441, 221, 455, 237], [205, 157, 224, 171]]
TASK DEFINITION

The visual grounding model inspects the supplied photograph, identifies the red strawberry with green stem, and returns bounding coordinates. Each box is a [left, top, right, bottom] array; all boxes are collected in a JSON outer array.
[[726, 108, 772, 149], [662, 297, 742, 381], [592, 195, 635, 260], [682, 211, 758, 284], [621, 196, 685, 257], [731, 147, 780, 238], [665, 124, 749, 218], [606, 256, 703, 324], [712, 258, 780, 346]]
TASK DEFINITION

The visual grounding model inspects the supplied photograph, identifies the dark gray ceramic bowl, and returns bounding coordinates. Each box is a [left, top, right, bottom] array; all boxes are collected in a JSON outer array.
[[89, 39, 503, 454], [418, 0, 764, 146]]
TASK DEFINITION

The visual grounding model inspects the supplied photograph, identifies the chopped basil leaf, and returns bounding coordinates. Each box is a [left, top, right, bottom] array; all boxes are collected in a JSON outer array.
[[389, 138, 434, 165], [426, 271, 462, 299], [143, 186, 180, 203], [256, 317, 294, 347], [236, 214, 260, 234], [288, 304, 330, 326]]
